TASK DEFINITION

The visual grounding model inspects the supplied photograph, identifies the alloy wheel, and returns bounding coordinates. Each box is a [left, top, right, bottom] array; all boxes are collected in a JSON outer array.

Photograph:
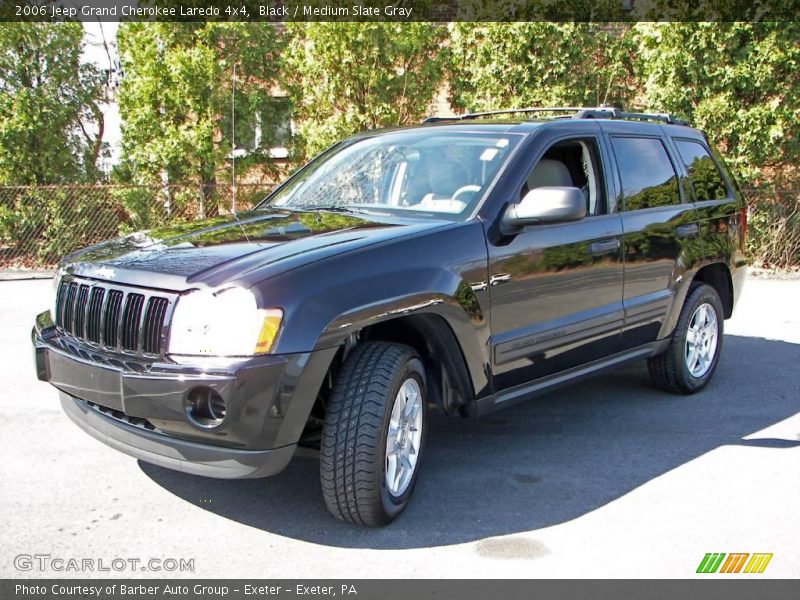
[[685, 302, 719, 378], [385, 378, 423, 497]]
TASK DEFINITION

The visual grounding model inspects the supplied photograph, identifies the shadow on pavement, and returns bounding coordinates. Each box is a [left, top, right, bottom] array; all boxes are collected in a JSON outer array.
[[141, 334, 800, 548]]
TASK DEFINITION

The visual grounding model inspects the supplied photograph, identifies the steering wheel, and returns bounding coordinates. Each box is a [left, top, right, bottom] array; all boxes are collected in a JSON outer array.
[[451, 185, 481, 202]]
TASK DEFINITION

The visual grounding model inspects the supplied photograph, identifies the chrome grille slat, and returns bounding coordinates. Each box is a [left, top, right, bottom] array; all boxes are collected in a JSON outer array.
[[136, 294, 148, 354], [104, 289, 124, 348], [121, 293, 145, 351], [62, 282, 79, 334], [86, 287, 104, 343], [142, 297, 169, 354], [115, 289, 128, 351], [54, 276, 174, 357], [55, 281, 69, 328], [74, 284, 89, 338], [98, 287, 111, 345]]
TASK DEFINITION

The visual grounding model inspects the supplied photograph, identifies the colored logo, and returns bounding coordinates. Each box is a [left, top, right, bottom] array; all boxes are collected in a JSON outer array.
[[697, 553, 773, 574]]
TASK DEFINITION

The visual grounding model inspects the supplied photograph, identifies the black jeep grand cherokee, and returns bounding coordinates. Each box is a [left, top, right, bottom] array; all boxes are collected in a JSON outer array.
[[34, 107, 747, 526]]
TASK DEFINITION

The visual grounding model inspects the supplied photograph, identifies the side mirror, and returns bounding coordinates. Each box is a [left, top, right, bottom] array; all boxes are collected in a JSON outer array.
[[503, 186, 586, 229]]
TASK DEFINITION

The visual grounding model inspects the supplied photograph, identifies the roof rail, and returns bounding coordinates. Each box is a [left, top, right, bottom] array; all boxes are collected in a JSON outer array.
[[422, 107, 588, 123], [422, 106, 690, 126], [574, 107, 690, 126]]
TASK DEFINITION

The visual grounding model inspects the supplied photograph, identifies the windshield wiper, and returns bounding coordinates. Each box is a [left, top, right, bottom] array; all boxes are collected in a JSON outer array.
[[301, 205, 378, 215], [304, 205, 353, 212]]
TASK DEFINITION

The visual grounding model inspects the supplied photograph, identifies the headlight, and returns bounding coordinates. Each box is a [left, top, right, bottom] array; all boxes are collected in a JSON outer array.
[[168, 286, 282, 356]]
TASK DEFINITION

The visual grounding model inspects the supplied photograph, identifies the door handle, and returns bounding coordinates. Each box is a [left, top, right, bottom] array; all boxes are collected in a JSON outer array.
[[676, 223, 699, 239], [589, 239, 621, 256]]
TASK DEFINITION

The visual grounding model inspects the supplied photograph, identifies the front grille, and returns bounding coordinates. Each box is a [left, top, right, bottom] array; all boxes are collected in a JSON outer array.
[[55, 276, 175, 356]]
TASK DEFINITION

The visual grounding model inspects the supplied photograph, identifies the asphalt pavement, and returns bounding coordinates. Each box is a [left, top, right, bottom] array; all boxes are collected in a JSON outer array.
[[1, 276, 798, 578]]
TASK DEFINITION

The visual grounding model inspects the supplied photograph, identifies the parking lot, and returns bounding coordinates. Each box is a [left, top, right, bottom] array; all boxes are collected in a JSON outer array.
[[1, 276, 798, 578]]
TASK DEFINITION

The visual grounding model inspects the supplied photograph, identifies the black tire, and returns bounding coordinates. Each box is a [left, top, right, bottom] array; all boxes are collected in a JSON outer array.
[[320, 342, 427, 526], [648, 283, 724, 394]]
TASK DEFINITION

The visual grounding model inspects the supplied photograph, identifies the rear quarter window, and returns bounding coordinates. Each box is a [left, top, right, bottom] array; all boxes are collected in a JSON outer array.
[[674, 139, 730, 201]]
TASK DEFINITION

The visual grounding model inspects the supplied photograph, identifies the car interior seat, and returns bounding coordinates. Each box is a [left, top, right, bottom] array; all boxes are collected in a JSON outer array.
[[413, 160, 472, 213], [428, 160, 470, 197], [526, 158, 574, 189]]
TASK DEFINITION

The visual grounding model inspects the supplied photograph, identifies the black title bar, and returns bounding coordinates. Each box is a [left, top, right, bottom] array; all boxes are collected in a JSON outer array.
[[1, 0, 798, 22], [5, 580, 800, 600]]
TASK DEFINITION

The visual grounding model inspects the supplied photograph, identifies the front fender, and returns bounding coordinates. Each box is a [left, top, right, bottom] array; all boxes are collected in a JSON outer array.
[[253, 221, 492, 399], [316, 288, 490, 399]]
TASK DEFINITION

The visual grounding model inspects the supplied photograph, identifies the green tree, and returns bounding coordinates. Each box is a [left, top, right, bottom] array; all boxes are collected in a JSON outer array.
[[635, 22, 800, 186], [116, 23, 284, 213], [283, 23, 448, 160], [636, 0, 796, 22], [456, 0, 625, 20], [0, 23, 105, 184], [448, 22, 640, 112]]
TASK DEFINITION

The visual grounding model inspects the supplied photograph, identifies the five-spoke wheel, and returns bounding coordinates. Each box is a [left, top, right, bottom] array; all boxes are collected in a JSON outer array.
[[385, 378, 423, 497], [685, 303, 719, 378]]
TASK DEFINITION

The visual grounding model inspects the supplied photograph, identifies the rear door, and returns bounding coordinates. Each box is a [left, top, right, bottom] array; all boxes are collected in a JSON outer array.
[[602, 122, 702, 349]]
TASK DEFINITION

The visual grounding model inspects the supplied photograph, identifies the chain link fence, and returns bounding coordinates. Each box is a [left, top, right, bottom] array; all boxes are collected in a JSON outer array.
[[0, 184, 797, 277], [742, 188, 800, 271], [0, 183, 274, 275]]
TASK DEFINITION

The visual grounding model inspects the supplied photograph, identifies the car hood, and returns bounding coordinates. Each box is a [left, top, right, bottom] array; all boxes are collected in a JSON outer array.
[[63, 209, 450, 291]]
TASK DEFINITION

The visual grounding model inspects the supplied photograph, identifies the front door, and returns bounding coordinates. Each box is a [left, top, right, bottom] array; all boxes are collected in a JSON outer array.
[[487, 134, 625, 392]]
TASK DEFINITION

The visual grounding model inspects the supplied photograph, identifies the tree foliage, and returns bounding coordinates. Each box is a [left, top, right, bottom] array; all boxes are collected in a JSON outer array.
[[448, 22, 640, 112], [3, 22, 800, 268], [636, 0, 797, 22], [456, 0, 626, 21], [116, 22, 284, 197], [283, 23, 448, 160], [0, 23, 105, 184], [635, 22, 800, 186]]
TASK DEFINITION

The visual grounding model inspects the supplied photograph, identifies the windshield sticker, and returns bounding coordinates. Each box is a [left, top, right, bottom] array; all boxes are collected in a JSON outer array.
[[480, 148, 499, 161]]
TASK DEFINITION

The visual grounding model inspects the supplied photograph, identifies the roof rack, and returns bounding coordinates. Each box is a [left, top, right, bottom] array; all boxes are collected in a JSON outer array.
[[422, 106, 690, 126]]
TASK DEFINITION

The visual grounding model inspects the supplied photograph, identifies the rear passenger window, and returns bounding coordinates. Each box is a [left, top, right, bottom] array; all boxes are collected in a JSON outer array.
[[674, 140, 729, 200], [612, 137, 680, 210]]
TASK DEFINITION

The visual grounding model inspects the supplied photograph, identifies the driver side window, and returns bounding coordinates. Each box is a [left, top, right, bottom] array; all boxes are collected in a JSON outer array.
[[521, 138, 605, 216]]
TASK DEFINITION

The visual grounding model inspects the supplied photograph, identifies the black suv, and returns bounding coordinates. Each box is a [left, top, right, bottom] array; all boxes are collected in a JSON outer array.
[[33, 107, 747, 526]]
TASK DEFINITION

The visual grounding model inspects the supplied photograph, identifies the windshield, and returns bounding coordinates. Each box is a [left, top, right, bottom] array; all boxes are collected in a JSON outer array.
[[263, 130, 522, 221]]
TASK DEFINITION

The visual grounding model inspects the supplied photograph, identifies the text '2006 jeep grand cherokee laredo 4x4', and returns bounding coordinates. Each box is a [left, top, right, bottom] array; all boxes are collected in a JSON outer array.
[[33, 107, 747, 526]]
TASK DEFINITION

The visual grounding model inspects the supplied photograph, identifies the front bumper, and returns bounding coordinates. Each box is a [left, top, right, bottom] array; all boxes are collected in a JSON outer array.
[[60, 392, 295, 478], [33, 311, 337, 479]]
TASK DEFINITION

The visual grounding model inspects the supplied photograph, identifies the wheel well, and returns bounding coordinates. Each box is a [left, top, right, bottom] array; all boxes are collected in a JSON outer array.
[[360, 314, 475, 416], [693, 263, 734, 318], [301, 314, 475, 444]]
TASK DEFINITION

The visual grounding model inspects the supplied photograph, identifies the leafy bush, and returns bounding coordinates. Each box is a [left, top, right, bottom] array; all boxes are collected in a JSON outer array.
[[635, 23, 800, 187], [449, 22, 640, 111]]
